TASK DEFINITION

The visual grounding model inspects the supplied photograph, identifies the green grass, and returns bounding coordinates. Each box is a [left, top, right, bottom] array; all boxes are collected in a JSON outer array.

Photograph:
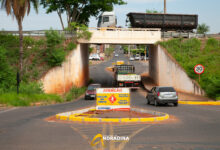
[[0, 86, 87, 106], [0, 93, 62, 106], [0, 31, 89, 106], [65, 87, 87, 101], [159, 38, 220, 100]]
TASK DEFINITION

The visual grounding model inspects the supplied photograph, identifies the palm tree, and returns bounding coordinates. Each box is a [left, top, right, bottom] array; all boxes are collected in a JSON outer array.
[[197, 23, 210, 34], [0, 0, 38, 79]]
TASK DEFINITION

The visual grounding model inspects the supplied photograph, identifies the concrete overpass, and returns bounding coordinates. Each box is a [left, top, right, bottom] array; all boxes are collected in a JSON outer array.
[[41, 28, 204, 96], [79, 28, 161, 44]]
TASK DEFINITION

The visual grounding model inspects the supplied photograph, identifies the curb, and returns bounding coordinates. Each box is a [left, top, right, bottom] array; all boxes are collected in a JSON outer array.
[[56, 107, 169, 123], [179, 101, 220, 105]]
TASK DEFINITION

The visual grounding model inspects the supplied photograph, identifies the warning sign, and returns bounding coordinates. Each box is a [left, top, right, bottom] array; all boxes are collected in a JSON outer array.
[[96, 88, 130, 110], [109, 95, 117, 104]]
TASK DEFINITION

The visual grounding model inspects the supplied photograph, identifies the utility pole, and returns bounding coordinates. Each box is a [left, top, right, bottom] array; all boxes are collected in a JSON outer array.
[[164, 0, 167, 14]]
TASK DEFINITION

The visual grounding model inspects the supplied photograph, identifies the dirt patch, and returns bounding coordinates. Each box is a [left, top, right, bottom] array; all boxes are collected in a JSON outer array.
[[78, 110, 157, 118]]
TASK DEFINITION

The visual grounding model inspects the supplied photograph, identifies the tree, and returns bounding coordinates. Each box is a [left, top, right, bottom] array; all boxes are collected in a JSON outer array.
[[0, 0, 39, 80], [197, 23, 210, 34], [146, 9, 162, 13], [40, 0, 126, 29]]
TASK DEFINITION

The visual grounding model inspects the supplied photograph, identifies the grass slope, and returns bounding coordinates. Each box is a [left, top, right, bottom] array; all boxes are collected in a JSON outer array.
[[0, 32, 86, 106], [159, 38, 220, 100]]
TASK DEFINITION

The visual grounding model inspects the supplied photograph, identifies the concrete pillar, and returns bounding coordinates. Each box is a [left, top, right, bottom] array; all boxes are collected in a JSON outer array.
[[41, 44, 89, 94], [149, 44, 159, 85]]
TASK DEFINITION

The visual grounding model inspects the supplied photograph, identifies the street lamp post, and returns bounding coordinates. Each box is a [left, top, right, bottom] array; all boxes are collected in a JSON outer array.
[[164, 0, 167, 14]]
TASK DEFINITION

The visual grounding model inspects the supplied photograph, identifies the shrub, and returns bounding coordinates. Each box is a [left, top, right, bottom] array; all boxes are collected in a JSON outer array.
[[65, 86, 86, 101], [204, 38, 219, 52], [66, 22, 92, 41], [45, 29, 64, 48], [45, 29, 66, 67], [19, 82, 43, 95], [0, 46, 16, 90], [47, 48, 66, 67], [66, 42, 77, 51]]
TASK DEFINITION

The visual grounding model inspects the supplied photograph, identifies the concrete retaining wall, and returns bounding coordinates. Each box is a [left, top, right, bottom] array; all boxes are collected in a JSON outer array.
[[41, 44, 89, 94], [149, 45, 204, 95]]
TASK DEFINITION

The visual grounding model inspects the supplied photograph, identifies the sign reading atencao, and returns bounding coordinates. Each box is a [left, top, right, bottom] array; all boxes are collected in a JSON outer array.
[[96, 88, 130, 110]]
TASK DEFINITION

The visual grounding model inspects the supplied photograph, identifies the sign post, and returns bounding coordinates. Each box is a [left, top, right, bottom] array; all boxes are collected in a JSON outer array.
[[96, 88, 130, 110], [194, 64, 205, 82]]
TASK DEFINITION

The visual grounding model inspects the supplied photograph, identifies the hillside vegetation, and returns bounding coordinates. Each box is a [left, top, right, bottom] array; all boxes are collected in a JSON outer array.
[[159, 38, 220, 100], [0, 31, 87, 106]]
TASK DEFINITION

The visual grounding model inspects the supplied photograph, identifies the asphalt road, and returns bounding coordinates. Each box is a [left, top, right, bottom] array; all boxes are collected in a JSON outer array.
[[0, 46, 220, 150]]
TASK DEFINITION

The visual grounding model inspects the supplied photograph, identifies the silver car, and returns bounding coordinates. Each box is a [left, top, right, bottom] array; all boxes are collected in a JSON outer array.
[[146, 86, 178, 106], [129, 56, 135, 61]]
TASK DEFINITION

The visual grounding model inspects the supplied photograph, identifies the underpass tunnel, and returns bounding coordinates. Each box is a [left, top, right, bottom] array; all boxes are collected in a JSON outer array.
[[89, 44, 121, 88]]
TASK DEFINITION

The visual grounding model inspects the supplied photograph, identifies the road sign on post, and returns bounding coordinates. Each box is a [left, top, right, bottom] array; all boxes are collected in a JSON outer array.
[[96, 88, 130, 110], [194, 64, 205, 82]]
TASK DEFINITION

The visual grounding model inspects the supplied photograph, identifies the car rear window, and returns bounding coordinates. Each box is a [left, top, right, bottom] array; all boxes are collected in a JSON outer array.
[[88, 86, 95, 90], [88, 85, 100, 90], [158, 87, 175, 92]]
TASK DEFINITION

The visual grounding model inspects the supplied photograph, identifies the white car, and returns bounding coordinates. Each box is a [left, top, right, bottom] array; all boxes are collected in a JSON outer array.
[[135, 54, 140, 60], [89, 53, 100, 60], [129, 56, 135, 61]]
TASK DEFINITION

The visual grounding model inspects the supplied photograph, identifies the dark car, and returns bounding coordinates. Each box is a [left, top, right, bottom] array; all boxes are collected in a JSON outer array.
[[85, 84, 101, 100], [146, 86, 178, 106]]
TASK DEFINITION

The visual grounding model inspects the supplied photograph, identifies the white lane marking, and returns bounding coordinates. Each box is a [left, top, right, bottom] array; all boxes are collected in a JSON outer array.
[[0, 107, 19, 114]]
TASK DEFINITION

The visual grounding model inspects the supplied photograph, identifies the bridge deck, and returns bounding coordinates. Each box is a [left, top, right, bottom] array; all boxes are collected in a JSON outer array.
[[79, 28, 161, 44]]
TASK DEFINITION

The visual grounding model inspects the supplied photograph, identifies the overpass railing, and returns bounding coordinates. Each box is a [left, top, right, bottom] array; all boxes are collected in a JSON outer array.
[[0, 29, 219, 39]]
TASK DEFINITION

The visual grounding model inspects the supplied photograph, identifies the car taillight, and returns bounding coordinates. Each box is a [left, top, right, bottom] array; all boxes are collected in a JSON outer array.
[[176, 92, 178, 96], [119, 83, 123, 86], [135, 83, 139, 85], [157, 92, 160, 96]]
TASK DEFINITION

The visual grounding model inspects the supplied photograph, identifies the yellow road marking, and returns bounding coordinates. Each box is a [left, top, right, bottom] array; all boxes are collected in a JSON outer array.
[[109, 124, 115, 150], [100, 124, 107, 150], [70, 125, 97, 150], [117, 125, 152, 150]]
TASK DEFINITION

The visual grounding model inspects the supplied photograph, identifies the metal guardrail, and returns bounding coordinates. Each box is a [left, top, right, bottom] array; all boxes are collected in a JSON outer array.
[[89, 27, 161, 32], [162, 32, 220, 39], [0, 28, 161, 36], [0, 29, 219, 39], [162, 32, 206, 38]]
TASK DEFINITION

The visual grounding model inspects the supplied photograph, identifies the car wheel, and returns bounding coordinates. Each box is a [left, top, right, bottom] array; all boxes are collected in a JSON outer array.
[[85, 96, 88, 100], [174, 102, 178, 106]]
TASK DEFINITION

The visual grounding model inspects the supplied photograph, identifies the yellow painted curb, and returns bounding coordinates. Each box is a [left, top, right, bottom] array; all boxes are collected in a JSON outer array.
[[60, 116, 68, 121], [56, 108, 170, 123], [84, 118, 100, 122], [101, 118, 120, 122], [120, 118, 140, 122], [179, 101, 220, 105], [140, 117, 155, 122]]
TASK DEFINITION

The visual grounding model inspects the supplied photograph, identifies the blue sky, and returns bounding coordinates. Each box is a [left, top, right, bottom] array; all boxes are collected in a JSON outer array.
[[0, 0, 219, 33]]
